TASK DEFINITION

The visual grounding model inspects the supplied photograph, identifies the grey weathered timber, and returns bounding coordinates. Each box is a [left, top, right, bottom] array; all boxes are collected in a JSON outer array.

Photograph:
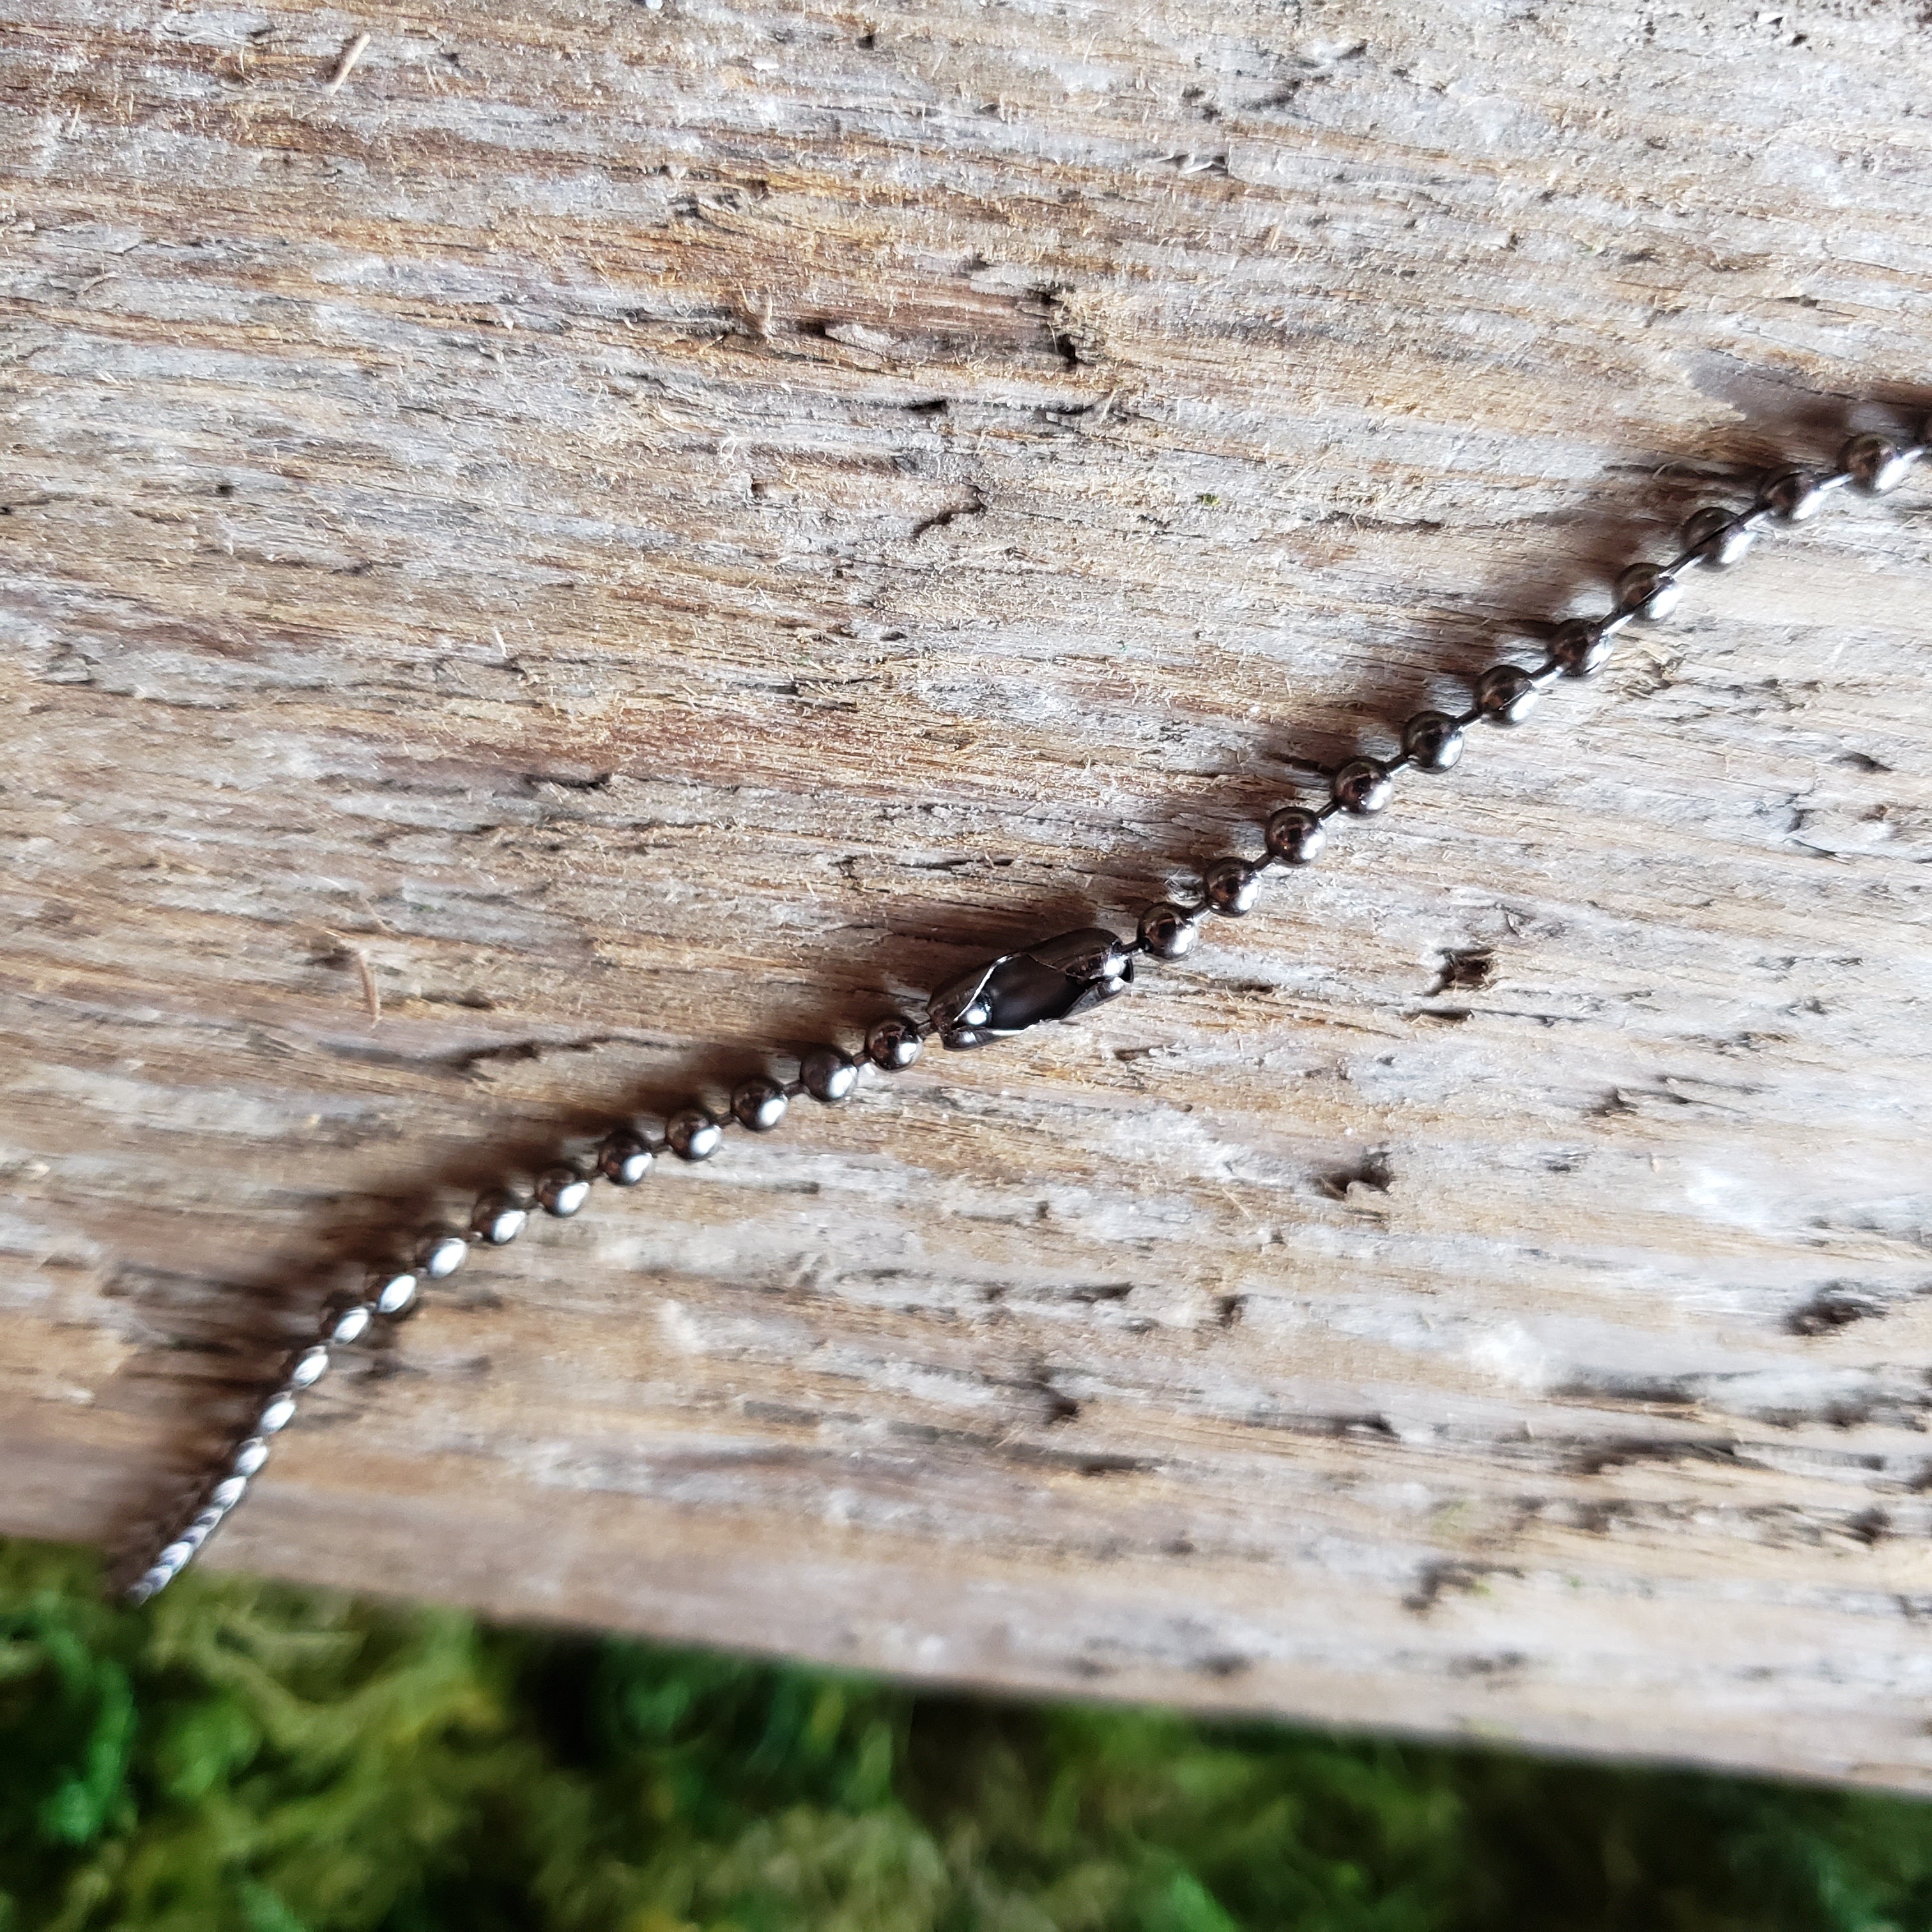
[[3, 0, 1931, 1787]]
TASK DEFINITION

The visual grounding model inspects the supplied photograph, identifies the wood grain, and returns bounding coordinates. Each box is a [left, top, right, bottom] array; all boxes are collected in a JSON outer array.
[[3, 0, 1931, 1788]]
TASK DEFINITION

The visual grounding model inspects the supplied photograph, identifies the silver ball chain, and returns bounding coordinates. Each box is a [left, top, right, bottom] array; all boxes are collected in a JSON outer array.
[[120, 420, 1929, 1604]]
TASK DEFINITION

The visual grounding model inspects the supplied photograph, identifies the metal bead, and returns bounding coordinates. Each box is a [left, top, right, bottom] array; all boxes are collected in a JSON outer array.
[[128, 1567, 172, 1602], [1264, 806, 1327, 865], [1680, 505, 1754, 568], [865, 1015, 924, 1070], [1475, 663, 1540, 727], [1401, 710, 1464, 772], [470, 1190, 528, 1246], [325, 1302, 372, 1347], [1332, 757, 1393, 815], [800, 1046, 859, 1103], [209, 1475, 248, 1510], [599, 1130, 654, 1186], [732, 1077, 790, 1133], [537, 1165, 592, 1216], [158, 1538, 198, 1573], [288, 1345, 330, 1388], [1841, 433, 1912, 495], [666, 1105, 723, 1160], [1549, 617, 1613, 678], [232, 1437, 270, 1478], [417, 1232, 468, 1278], [259, 1392, 296, 1434], [1615, 562, 1683, 620], [1137, 901, 1201, 960], [1202, 855, 1260, 916], [1759, 466, 1828, 524], [373, 1269, 418, 1315]]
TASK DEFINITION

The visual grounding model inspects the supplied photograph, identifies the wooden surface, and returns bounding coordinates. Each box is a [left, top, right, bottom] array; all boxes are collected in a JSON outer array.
[[4, 0, 1932, 1788]]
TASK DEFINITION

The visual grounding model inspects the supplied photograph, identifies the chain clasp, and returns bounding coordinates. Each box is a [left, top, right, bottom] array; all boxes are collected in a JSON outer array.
[[927, 927, 1135, 1050]]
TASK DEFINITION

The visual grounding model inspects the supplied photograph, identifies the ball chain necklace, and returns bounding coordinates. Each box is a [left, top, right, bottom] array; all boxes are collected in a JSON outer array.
[[119, 417, 1929, 1603]]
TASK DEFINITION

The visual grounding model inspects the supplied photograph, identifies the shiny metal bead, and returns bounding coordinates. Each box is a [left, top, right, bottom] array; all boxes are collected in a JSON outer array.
[[325, 1302, 372, 1346], [1615, 562, 1683, 620], [1401, 710, 1464, 772], [417, 1232, 468, 1278], [372, 1269, 418, 1315], [1758, 466, 1828, 524], [732, 1077, 789, 1133], [801, 1046, 859, 1103], [1680, 505, 1754, 568], [1137, 901, 1201, 960], [470, 1190, 528, 1246], [259, 1392, 297, 1434], [666, 1105, 723, 1160], [599, 1130, 654, 1186], [288, 1345, 330, 1389], [866, 1015, 924, 1070], [1332, 757, 1393, 815], [210, 1475, 248, 1510], [1841, 433, 1912, 495], [1549, 617, 1612, 678], [1202, 855, 1260, 916], [1264, 806, 1326, 865], [232, 1437, 270, 1478], [1475, 663, 1540, 726], [537, 1165, 592, 1216]]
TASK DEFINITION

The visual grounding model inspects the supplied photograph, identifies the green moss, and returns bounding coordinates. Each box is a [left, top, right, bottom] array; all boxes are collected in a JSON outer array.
[[4, 1537, 1932, 1931]]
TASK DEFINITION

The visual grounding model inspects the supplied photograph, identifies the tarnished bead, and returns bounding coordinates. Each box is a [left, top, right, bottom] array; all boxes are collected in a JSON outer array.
[[732, 1077, 789, 1133], [599, 1130, 654, 1187], [666, 1105, 723, 1160], [288, 1345, 330, 1389], [417, 1232, 468, 1278], [1332, 757, 1393, 815], [470, 1190, 528, 1246], [866, 1015, 923, 1070], [1549, 617, 1613, 678], [1202, 855, 1260, 916], [537, 1165, 592, 1216], [1138, 901, 1201, 960], [259, 1392, 296, 1434], [325, 1302, 372, 1346], [1475, 663, 1540, 726], [1615, 562, 1682, 620], [1401, 710, 1464, 772], [1759, 466, 1828, 523], [232, 1437, 270, 1478], [1841, 433, 1912, 495], [801, 1046, 859, 1103], [1264, 806, 1326, 865], [1680, 505, 1754, 568], [372, 1269, 418, 1315]]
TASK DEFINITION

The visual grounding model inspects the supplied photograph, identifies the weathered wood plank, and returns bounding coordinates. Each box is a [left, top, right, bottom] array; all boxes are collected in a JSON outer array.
[[3, 0, 1931, 1786]]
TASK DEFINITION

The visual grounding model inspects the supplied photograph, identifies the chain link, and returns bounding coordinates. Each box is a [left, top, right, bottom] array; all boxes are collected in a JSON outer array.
[[120, 417, 1929, 1604]]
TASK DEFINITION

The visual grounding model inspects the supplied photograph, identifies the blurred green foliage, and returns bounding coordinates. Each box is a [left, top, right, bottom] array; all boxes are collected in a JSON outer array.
[[6, 1537, 1932, 1931]]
